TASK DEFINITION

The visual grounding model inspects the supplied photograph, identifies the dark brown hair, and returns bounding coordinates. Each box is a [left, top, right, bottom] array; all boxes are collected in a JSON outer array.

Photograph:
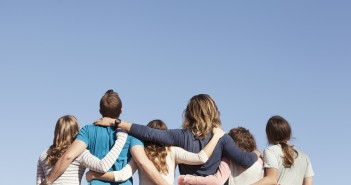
[[99, 89, 122, 118], [144, 119, 170, 174], [266, 115, 298, 168], [47, 115, 80, 166], [182, 94, 221, 139], [228, 127, 257, 152]]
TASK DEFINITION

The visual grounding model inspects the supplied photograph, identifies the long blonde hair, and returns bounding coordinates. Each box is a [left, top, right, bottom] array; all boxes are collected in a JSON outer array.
[[144, 120, 170, 174], [47, 115, 80, 166], [182, 94, 221, 139], [266, 115, 298, 168]]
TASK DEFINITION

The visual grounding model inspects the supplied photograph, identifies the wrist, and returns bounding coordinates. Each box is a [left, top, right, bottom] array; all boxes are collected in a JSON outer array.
[[114, 119, 121, 128]]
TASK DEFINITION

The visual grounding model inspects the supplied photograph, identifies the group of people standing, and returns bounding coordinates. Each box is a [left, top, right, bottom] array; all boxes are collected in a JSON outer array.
[[36, 89, 314, 185]]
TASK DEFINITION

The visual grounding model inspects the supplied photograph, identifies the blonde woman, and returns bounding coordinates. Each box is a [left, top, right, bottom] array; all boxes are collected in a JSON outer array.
[[251, 115, 314, 185], [96, 94, 259, 177], [87, 119, 224, 184], [36, 115, 128, 185]]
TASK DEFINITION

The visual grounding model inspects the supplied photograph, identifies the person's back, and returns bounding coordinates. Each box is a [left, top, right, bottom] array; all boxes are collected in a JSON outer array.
[[76, 90, 134, 185], [36, 115, 86, 185], [77, 125, 135, 185], [37, 149, 86, 185], [252, 115, 314, 185], [264, 145, 313, 185], [128, 94, 257, 175], [227, 127, 263, 185]]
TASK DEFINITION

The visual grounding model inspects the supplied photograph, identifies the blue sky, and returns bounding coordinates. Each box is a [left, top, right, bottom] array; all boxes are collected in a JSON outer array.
[[0, 0, 350, 184]]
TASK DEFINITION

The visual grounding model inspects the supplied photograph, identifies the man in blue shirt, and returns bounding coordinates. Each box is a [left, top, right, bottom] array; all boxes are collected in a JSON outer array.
[[44, 90, 166, 185]]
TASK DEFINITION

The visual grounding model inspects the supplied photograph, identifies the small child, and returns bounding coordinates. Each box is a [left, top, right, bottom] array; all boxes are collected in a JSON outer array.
[[178, 127, 263, 185]]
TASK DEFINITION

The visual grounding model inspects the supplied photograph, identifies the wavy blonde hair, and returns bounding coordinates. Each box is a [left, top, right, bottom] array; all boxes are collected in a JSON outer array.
[[47, 115, 80, 166], [266, 115, 298, 168], [144, 120, 170, 174], [182, 94, 221, 139]]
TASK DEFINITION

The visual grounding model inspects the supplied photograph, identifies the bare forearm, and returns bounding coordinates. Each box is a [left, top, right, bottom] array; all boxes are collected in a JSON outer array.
[[46, 155, 74, 183], [138, 163, 168, 185], [202, 134, 222, 158], [119, 121, 132, 132], [251, 177, 276, 185], [251, 168, 278, 185], [47, 140, 87, 183], [131, 145, 168, 185], [88, 171, 115, 182], [303, 177, 313, 185]]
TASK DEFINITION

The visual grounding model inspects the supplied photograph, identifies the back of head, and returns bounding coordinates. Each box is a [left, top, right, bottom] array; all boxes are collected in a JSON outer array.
[[144, 119, 169, 174], [182, 94, 221, 139], [47, 115, 80, 166], [228, 127, 257, 152], [266, 115, 298, 168], [99, 89, 122, 119]]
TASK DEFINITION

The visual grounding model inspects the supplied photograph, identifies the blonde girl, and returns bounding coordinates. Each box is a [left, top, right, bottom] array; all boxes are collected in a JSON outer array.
[[36, 115, 128, 185]]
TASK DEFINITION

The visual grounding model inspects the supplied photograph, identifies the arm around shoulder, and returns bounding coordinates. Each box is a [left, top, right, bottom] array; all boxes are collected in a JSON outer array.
[[46, 139, 87, 183], [131, 145, 168, 185]]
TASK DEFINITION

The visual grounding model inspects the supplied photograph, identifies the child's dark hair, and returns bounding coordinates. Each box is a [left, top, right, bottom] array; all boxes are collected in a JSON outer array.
[[228, 127, 256, 152]]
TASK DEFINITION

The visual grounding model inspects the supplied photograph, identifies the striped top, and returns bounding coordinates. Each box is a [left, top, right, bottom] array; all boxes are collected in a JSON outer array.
[[36, 131, 128, 185]]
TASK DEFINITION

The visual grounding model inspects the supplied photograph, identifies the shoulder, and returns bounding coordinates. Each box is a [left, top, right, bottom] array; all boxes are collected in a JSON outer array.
[[39, 149, 49, 161], [129, 135, 144, 147], [265, 144, 281, 152], [219, 134, 234, 144], [295, 148, 311, 161]]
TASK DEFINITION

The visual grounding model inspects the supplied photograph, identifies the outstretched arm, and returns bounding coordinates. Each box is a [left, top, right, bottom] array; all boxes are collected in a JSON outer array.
[[221, 134, 258, 168], [131, 145, 168, 185], [250, 168, 278, 185], [95, 118, 185, 146], [86, 158, 138, 182], [44, 139, 87, 184], [79, 130, 128, 173], [178, 158, 231, 185]]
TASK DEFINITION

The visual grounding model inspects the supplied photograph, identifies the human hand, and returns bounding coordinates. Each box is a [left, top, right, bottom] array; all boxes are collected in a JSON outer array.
[[253, 149, 262, 159], [177, 175, 186, 185], [86, 170, 97, 182], [212, 127, 225, 138], [94, 117, 116, 127]]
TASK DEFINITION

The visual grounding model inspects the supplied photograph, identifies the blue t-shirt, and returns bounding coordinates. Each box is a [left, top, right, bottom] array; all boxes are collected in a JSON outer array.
[[77, 124, 143, 185]]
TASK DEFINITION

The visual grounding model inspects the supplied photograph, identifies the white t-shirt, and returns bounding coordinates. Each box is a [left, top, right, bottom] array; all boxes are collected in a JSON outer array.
[[263, 144, 314, 185], [228, 158, 264, 185]]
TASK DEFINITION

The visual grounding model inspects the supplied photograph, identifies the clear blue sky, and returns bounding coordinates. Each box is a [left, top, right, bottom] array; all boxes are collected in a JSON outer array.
[[0, 0, 350, 184]]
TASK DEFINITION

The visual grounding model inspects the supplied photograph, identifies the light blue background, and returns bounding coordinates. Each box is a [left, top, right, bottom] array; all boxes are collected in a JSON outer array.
[[0, 0, 350, 184]]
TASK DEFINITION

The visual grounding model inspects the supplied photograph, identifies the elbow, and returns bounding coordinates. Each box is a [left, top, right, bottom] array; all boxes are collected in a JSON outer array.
[[99, 165, 110, 173], [62, 152, 76, 163]]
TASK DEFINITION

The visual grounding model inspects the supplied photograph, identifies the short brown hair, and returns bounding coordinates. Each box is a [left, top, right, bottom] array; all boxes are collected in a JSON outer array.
[[228, 127, 257, 152], [99, 89, 122, 118]]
